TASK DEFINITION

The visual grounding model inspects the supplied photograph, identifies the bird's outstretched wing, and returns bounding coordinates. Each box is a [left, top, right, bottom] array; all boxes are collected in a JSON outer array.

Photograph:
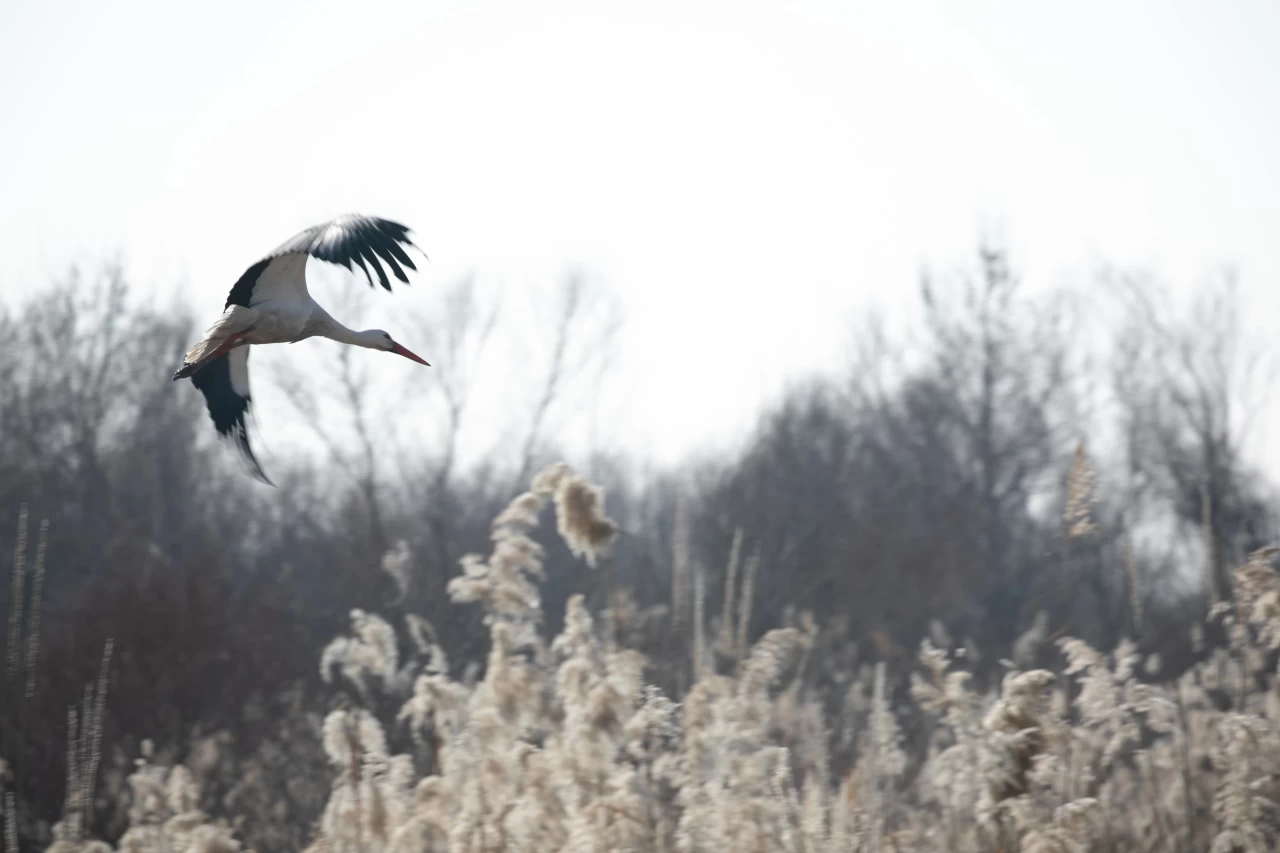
[[220, 214, 423, 310], [264, 213, 424, 293], [191, 347, 273, 485]]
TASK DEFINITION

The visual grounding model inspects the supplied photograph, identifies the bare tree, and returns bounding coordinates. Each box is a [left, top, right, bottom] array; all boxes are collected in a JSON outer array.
[[398, 273, 502, 594], [415, 273, 501, 495], [689, 242, 1093, 674], [512, 270, 623, 489], [914, 245, 1085, 643], [1108, 268, 1276, 606]]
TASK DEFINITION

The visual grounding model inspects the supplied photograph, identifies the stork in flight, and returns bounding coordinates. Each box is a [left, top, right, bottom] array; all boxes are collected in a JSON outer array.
[[174, 214, 431, 485]]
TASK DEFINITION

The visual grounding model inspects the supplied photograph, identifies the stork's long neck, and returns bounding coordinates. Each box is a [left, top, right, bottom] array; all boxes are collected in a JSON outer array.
[[318, 314, 381, 349]]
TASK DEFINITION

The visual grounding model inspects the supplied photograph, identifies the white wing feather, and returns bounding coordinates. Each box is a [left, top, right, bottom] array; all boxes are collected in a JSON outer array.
[[246, 252, 310, 304]]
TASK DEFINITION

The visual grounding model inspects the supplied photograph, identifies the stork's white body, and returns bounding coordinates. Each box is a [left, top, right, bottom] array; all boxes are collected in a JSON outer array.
[[182, 255, 324, 357], [175, 214, 430, 484]]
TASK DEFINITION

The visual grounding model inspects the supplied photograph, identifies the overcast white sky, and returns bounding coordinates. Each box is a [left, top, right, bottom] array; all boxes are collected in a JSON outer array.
[[3, 0, 1280, 471]]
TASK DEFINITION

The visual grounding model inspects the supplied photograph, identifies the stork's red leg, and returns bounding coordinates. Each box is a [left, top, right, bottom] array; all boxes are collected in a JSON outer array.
[[172, 334, 248, 380], [205, 334, 248, 362]]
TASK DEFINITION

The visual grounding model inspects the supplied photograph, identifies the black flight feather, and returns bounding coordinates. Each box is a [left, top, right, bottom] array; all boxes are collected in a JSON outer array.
[[224, 258, 271, 309], [261, 213, 424, 294], [190, 352, 273, 486]]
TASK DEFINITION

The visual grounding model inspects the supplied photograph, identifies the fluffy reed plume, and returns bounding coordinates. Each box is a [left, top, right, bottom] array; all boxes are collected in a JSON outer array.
[[314, 708, 414, 853], [321, 609, 408, 701], [1210, 713, 1278, 853], [1230, 546, 1280, 651], [382, 540, 414, 603], [444, 464, 598, 646], [1063, 441, 1098, 539], [979, 668, 1059, 819], [911, 640, 984, 848], [551, 474, 616, 570]]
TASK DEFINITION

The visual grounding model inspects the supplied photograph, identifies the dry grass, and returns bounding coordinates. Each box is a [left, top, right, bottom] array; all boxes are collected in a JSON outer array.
[[12, 463, 1280, 852]]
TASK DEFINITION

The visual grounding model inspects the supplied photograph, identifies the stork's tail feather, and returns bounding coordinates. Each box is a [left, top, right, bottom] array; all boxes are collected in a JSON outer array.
[[175, 332, 246, 381]]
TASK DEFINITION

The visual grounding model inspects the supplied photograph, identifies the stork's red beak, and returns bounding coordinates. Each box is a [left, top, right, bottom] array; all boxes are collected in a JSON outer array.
[[391, 342, 430, 366]]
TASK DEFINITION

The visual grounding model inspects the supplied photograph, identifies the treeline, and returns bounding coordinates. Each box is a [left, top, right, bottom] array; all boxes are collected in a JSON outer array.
[[696, 251, 1277, 672], [0, 245, 1274, 849]]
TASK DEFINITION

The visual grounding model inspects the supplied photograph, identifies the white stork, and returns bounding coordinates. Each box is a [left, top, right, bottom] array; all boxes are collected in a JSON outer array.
[[174, 213, 431, 485]]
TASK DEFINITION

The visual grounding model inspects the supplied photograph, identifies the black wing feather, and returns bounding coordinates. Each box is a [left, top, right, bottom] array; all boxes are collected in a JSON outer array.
[[357, 240, 392, 292], [263, 213, 423, 293], [190, 353, 273, 485], [224, 258, 272, 310], [362, 223, 413, 282], [350, 252, 374, 287], [377, 228, 417, 272]]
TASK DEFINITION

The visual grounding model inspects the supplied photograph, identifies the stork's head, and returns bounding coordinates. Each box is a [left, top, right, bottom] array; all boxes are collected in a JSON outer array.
[[365, 330, 431, 366]]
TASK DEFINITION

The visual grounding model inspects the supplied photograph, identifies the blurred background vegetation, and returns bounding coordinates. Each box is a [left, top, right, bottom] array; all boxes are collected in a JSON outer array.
[[3, 241, 1276, 850]]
